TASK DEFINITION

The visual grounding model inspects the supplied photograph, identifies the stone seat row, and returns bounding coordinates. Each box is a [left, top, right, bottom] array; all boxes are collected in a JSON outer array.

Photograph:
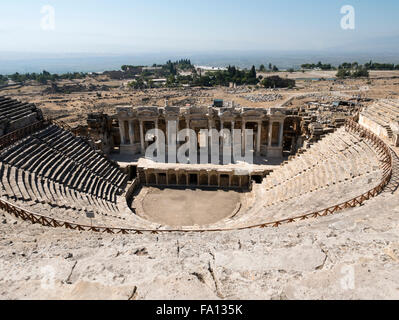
[[375, 101, 399, 118], [0, 125, 127, 199], [210, 167, 383, 230], [364, 104, 398, 125], [0, 162, 116, 211], [263, 128, 377, 191], [0, 162, 137, 226], [241, 171, 382, 227], [0, 162, 163, 229], [203, 128, 385, 229], [0, 142, 119, 203], [0, 98, 39, 121], [262, 157, 380, 208], [32, 125, 126, 188]]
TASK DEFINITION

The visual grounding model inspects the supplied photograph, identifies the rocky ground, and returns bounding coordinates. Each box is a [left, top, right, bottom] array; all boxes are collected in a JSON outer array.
[[1, 70, 399, 128], [0, 149, 398, 300]]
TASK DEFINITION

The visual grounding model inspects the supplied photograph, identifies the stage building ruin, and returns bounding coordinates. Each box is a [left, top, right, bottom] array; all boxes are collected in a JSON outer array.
[[115, 103, 300, 160]]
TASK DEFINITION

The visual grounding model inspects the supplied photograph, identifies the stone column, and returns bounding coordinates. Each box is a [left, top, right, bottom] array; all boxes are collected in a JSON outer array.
[[119, 119, 126, 145], [220, 121, 224, 152], [268, 121, 273, 147], [256, 121, 262, 155], [165, 120, 168, 154], [128, 120, 135, 145], [139, 120, 145, 154], [176, 119, 180, 148], [155, 119, 159, 155], [278, 121, 284, 147], [290, 136, 296, 154], [241, 120, 246, 155], [208, 120, 213, 161]]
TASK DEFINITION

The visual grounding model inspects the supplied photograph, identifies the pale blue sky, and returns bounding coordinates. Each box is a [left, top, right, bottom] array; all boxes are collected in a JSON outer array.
[[0, 0, 399, 54]]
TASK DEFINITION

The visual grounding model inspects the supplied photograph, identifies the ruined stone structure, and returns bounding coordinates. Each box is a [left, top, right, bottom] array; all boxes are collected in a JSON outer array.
[[0, 96, 43, 136], [87, 112, 116, 154], [0, 95, 394, 233], [116, 104, 291, 159], [360, 99, 399, 147]]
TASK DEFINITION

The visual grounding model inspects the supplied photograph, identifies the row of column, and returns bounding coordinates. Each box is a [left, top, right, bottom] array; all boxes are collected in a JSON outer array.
[[119, 119, 157, 154], [119, 119, 284, 153], [144, 171, 249, 188]]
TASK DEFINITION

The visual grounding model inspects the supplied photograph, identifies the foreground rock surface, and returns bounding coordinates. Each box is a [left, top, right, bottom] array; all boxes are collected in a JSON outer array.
[[0, 177, 398, 300]]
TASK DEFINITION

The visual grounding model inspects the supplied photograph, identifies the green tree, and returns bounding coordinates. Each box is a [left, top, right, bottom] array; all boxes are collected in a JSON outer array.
[[261, 76, 295, 88], [336, 69, 350, 78], [249, 65, 257, 79]]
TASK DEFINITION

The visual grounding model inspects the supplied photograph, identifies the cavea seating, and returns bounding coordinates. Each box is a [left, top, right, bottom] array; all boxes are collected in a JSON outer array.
[[0, 96, 43, 135], [0, 96, 392, 231], [207, 126, 385, 229]]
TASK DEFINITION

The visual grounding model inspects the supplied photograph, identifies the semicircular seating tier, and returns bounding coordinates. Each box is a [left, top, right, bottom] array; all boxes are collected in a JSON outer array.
[[0, 96, 391, 231], [0, 96, 43, 135], [202, 126, 386, 230], [0, 122, 147, 228], [360, 99, 399, 146]]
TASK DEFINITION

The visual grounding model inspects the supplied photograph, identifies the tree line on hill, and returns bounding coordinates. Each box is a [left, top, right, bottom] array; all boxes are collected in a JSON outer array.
[[301, 60, 399, 78], [127, 63, 295, 89], [301, 62, 334, 70], [258, 63, 279, 72], [7, 57, 398, 87], [336, 63, 370, 78], [0, 71, 87, 85]]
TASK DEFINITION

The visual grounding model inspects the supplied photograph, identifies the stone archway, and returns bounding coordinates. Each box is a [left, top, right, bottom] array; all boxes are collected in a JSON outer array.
[[241, 176, 249, 188], [220, 174, 229, 188], [189, 173, 198, 186], [199, 174, 208, 186], [231, 175, 240, 187], [210, 174, 218, 186], [158, 173, 167, 185], [169, 173, 177, 185], [147, 173, 156, 184], [178, 173, 187, 186]]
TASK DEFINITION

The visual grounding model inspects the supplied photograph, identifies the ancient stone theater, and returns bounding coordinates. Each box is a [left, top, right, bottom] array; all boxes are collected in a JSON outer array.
[[0, 95, 397, 231]]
